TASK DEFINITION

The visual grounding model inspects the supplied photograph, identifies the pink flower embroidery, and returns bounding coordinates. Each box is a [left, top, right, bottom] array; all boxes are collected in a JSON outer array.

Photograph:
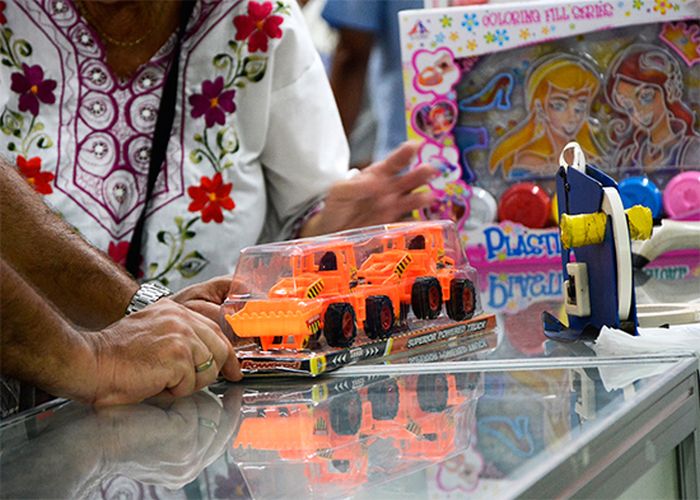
[[188, 76, 236, 128], [10, 64, 57, 116], [17, 155, 54, 194], [0, 2, 7, 25], [233, 1, 284, 53], [187, 173, 235, 223]]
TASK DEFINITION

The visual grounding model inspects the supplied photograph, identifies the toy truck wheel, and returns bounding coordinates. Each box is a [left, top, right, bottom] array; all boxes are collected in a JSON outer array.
[[417, 373, 449, 413], [324, 303, 357, 348], [446, 279, 476, 321], [399, 303, 410, 323], [330, 391, 362, 435], [364, 295, 395, 339], [368, 379, 400, 420], [411, 277, 442, 319]]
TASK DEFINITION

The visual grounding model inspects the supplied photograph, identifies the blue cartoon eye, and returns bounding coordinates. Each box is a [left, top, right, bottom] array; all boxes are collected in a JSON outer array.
[[549, 100, 566, 112], [639, 89, 655, 105]]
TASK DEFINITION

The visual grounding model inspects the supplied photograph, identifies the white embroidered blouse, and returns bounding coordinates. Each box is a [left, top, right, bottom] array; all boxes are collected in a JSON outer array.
[[0, 0, 349, 290]]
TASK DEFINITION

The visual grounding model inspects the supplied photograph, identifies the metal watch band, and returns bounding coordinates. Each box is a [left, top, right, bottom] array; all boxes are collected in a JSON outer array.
[[125, 281, 173, 315]]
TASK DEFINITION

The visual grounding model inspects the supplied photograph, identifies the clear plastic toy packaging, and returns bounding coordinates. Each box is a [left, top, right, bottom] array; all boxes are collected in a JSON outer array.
[[399, 0, 699, 268], [222, 220, 496, 375]]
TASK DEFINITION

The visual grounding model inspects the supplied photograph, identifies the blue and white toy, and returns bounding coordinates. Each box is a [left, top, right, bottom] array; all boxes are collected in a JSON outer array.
[[543, 143, 653, 341]]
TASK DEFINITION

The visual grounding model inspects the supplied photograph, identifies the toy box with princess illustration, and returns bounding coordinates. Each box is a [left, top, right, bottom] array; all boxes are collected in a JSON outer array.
[[222, 220, 496, 376], [399, 0, 700, 268]]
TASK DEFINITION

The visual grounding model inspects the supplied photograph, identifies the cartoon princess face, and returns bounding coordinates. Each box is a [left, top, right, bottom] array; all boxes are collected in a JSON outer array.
[[612, 80, 666, 130], [606, 44, 700, 170], [489, 54, 604, 179], [543, 87, 591, 138]]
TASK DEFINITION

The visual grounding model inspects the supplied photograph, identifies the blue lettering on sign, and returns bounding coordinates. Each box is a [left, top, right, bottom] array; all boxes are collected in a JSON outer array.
[[484, 226, 561, 261], [487, 270, 563, 310]]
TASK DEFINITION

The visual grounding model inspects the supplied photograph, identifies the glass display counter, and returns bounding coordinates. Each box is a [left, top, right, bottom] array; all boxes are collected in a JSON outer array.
[[0, 356, 697, 499], [1, 253, 697, 498]]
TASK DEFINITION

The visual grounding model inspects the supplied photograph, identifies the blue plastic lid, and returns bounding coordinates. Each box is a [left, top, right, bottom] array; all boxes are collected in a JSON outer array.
[[618, 176, 662, 219]]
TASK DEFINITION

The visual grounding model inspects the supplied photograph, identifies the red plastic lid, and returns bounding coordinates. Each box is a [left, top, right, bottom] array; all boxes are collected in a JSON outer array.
[[663, 171, 700, 221], [498, 182, 552, 228]]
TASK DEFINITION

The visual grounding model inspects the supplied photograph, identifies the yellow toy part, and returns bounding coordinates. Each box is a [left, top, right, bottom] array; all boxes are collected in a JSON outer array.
[[626, 205, 653, 241], [559, 205, 653, 249], [559, 212, 607, 249]]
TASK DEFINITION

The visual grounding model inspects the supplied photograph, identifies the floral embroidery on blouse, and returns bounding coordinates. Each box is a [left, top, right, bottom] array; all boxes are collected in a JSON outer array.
[[189, 76, 237, 128], [1, 1, 297, 289], [145, 1, 290, 286], [233, 1, 285, 52], [1, 23, 56, 191], [187, 172, 236, 224], [10, 64, 57, 116], [16, 155, 55, 194]]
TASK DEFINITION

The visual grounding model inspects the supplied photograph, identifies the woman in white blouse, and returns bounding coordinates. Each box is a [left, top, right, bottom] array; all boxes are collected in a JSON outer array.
[[0, 0, 436, 414]]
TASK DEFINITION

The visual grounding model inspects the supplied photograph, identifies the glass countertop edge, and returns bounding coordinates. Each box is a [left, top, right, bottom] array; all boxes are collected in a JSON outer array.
[[328, 351, 697, 376], [508, 356, 699, 498]]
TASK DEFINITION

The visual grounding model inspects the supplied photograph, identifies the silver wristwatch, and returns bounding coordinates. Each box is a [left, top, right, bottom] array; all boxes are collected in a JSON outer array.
[[125, 281, 173, 315]]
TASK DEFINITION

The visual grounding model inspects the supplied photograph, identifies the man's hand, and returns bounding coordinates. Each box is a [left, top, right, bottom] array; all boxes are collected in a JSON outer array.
[[171, 275, 233, 322], [171, 275, 250, 342], [90, 299, 242, 406], [300, 142, 438, 237]]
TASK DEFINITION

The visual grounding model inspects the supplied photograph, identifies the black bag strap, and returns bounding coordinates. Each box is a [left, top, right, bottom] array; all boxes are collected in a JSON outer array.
[[126, 0, 196, 277]]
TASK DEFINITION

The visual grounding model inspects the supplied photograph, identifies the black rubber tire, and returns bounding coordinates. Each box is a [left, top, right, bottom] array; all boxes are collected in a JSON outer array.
[[364, 295, 395, 339], [329, 391, 362, 435], [411, 277, 442, 319], [417, 373, 449, 413], [399, 303, 410, 323], [446, 278, 476, 321], [324, 303, 357, 348], [368, 379, 400, 420]]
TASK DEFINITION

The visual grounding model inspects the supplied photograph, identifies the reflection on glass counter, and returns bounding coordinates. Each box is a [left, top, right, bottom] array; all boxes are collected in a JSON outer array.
[[471, 252, 700, 361], [1, 358, 693, 499], [228, 372, 480, 498]]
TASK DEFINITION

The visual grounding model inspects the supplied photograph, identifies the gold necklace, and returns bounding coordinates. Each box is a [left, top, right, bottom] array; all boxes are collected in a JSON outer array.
[[74, 0, 154, 48]]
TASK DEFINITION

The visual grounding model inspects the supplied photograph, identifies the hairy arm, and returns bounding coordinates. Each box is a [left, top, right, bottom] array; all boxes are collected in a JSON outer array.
[[1, 257, 242, 405], [0, 258, 99, 402], [328, 27, 374, 135], [0, 161, 138, 329]]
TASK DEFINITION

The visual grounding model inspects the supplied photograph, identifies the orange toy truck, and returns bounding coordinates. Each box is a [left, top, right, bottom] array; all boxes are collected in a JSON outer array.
[[225, 221, 479, 351]]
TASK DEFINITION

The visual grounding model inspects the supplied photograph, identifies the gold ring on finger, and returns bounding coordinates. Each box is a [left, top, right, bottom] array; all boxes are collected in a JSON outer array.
[[195, 353, 215, 373]]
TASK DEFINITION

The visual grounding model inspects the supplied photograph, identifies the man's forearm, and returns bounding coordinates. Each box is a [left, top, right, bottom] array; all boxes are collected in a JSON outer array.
[[0, 161, 138, 328], [0, 258, 98, 402]]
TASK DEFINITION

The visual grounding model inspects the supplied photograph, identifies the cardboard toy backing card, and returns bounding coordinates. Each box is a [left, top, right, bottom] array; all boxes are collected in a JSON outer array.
[[399, 0, 700, 268], [236, 313, 497, 376]]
